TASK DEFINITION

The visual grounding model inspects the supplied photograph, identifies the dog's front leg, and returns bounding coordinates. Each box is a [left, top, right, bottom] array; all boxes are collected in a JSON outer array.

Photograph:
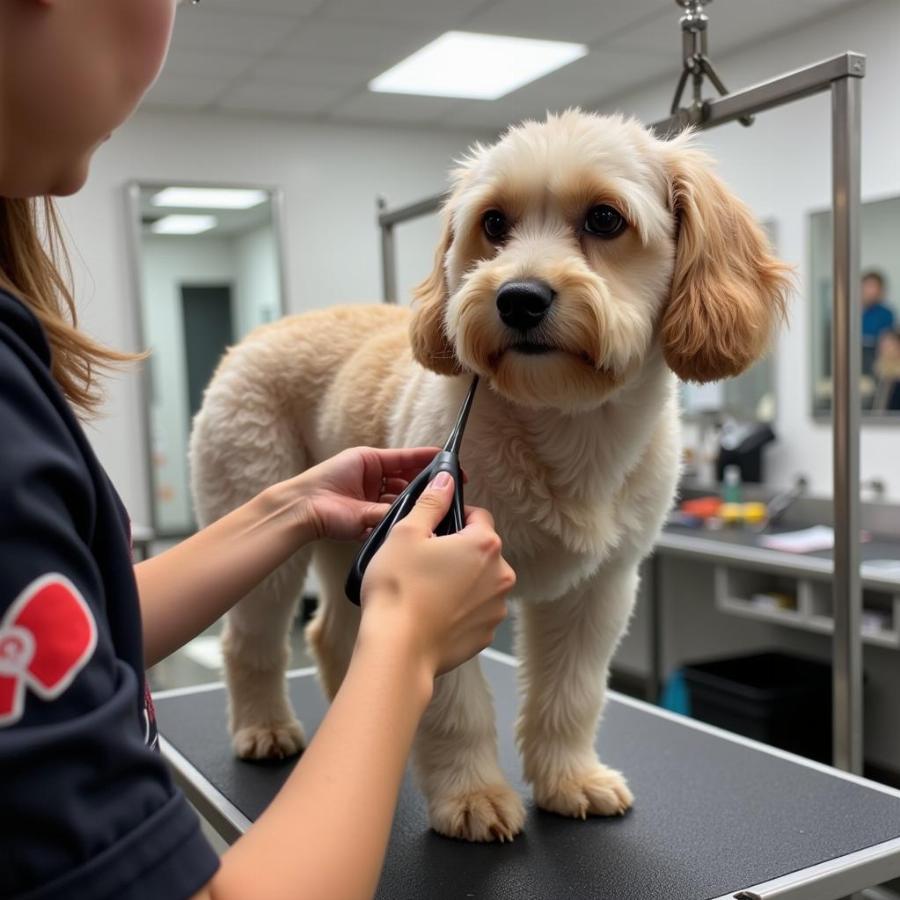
[[413, 656, 525, 842], [516, 563, 637, 818]]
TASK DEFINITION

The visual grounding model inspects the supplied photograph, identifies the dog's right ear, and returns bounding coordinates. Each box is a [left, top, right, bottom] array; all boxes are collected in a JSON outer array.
[[409, 213, 461, 375]]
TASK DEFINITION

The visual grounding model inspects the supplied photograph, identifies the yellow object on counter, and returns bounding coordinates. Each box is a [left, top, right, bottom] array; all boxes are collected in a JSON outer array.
[[718, 501, 769, 526], [743, 502, 768, 524], [720, 503, 743, 524]]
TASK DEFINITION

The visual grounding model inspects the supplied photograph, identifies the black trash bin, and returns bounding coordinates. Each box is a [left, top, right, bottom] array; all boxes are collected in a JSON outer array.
[[681, 650, 832, 762]]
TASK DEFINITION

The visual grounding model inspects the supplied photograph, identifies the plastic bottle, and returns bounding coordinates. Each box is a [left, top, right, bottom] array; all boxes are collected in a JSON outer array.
[[723, 464, 743, 504]]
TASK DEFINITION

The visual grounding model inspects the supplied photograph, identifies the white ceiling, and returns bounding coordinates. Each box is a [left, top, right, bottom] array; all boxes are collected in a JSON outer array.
[[144, 0, 860, 131]]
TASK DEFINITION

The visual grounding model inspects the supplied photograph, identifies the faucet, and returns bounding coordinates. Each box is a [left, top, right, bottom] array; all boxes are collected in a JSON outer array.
[[862, 478, 886, 502], [758, 475, 809, 533]]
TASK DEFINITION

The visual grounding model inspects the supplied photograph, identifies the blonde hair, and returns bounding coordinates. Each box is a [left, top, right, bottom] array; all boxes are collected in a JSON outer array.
[[0, 196, 141, 415]]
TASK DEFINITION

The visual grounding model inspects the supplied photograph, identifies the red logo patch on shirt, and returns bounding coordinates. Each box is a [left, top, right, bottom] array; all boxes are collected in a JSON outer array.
[[0, 574, 97, 726]]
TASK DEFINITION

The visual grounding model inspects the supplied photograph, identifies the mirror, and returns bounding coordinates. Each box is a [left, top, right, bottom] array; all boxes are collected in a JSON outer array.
[[810, 194, 900, 421], [127, 182, 287, 537]]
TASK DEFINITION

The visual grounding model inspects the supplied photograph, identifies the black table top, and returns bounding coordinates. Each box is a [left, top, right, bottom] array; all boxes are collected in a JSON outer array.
[[155, 655, 900, 900]]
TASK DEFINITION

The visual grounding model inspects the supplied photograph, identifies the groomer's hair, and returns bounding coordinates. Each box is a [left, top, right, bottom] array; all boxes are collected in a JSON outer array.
[[0, 197, 140, 416], [862, 270, 886, 290]]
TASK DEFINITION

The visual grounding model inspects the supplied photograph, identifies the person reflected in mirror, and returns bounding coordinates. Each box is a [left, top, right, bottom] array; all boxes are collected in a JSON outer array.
[[862, 270, 895, 376]]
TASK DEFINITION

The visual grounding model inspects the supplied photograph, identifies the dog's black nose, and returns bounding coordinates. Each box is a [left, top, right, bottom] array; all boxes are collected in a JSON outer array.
[[496, 280, 555, 332]]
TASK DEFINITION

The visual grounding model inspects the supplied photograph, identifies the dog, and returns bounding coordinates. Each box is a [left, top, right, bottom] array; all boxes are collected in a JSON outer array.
[[189, 109, 789, 842]]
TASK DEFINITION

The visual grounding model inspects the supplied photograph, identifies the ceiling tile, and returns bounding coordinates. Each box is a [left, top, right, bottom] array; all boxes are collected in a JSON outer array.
[[279, 19, 438, 65], [162, 45, 258, 80], [187, 0, 324, 13], [608, 0, 859, 55], [250, 56, 381, 89], [507, 48, 676, 105], [327, 89, 464, 126], [441, 46, 676, 130], [170, 7, 301, 54], [141, 72, 226, 110], [217, 81, 349, 115], [464, 0, 671, 44], [321, 0, 486, 26]]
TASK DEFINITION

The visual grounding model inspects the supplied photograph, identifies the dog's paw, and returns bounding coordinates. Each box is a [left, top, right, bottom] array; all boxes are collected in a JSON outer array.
[[534, 764, 633, 819], [429, 783, 526, 842], [233, 719, 306, 760]]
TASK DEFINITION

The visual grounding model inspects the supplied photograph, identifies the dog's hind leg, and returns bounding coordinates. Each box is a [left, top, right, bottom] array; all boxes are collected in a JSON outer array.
[[516, 563, 637, 818], [413, 658, 526, 842], [190, 357, 314, 760], [305, 542, 361, 701]]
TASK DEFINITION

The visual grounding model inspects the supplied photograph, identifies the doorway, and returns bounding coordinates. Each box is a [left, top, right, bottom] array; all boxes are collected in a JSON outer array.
[[181, 284, 234, 427]]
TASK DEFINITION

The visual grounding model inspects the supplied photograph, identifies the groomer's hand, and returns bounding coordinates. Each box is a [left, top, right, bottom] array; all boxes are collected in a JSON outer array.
[[292, 446, 440, 542], [359, 474, 515, 678]]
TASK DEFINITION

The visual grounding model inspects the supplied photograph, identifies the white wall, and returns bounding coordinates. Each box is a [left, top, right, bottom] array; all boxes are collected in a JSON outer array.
[[233, 223, 280, 337], [595, 0, 900, 498], [58, 112, 481, 526]]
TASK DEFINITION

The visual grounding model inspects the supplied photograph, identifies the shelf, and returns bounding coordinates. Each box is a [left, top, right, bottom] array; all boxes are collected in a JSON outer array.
[[714, 565, 900, 649]]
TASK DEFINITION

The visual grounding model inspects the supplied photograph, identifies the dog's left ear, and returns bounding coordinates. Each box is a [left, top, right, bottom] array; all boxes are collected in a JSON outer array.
[[409, 213, 461, 375], [660, 145, 790, 383]]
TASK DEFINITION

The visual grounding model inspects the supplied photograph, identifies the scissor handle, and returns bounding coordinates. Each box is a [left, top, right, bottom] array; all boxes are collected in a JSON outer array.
[[344, 451, 464, 605]]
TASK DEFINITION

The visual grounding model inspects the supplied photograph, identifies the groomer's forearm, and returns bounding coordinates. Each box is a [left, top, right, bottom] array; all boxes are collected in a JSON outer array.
[[196, 620, 432, 900], [136, 481, 312, 667]]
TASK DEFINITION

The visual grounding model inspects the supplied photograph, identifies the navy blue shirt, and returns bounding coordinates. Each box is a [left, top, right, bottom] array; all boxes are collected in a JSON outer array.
[[862, 301, 895, 345], [0, 291, 219, 899]]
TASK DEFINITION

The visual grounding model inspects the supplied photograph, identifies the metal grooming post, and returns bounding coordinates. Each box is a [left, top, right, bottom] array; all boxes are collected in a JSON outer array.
[[376, 193, 444, 302], [669, 0, 753, 128], [377, 51, 866, 773]]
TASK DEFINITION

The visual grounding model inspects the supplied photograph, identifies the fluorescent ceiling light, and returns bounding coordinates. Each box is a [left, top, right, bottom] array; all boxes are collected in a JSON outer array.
[[151, 214, 217, 235], [369, 31, 587, 100], [152, 187, 267, 209]]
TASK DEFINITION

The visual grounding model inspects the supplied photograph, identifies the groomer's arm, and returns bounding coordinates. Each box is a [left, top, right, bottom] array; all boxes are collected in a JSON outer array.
[[135, 447, 436, 668], [192, 479, 514, 900]]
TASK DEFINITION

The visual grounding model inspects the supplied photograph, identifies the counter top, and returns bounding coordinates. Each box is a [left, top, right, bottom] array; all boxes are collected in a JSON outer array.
[[657, 523, 900, 591]]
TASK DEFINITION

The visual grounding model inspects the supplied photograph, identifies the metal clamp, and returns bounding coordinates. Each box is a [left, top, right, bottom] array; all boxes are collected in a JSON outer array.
[[669, 0, 754, 129]]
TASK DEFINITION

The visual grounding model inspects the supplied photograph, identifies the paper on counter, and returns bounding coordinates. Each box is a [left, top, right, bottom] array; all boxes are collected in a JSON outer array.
[[759, 525, 837, 554], [759, 525, 873, 554]]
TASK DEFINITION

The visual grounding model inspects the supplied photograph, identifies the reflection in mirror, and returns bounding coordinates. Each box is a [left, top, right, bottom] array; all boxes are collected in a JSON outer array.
[[810, 195, 900, 420], [128, 183, 286, 537]]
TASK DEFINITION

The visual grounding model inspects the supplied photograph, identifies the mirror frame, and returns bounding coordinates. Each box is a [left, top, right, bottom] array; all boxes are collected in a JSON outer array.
[[124, 179, 291, 539]]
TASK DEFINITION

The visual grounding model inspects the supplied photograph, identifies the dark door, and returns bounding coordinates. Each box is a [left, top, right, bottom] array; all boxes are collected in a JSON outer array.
[[181, 284, 234, 424]]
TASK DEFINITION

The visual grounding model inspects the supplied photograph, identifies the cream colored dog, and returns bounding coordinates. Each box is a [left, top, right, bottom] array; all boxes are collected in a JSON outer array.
[[190, 110, 788, 843]]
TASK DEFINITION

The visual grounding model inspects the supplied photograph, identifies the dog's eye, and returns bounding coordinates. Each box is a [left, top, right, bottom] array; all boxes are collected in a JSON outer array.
[[482, 209, 509, 242], [584, 205, 626, 239]]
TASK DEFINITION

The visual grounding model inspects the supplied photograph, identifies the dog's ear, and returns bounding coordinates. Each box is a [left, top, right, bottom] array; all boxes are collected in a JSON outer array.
[[660, 145, 790, 383], [409, 213, 461, 375]]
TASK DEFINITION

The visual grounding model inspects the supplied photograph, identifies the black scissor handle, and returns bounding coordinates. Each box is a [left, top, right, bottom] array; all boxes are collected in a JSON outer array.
[[345, 450, 465, 605]]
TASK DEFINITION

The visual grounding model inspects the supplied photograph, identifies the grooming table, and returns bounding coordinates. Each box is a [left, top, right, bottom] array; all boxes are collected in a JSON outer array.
[[154, 650, 900, 900]]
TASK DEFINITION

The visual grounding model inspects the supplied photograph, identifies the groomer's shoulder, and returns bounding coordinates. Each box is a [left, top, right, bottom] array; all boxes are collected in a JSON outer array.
[[0, 290, 94, 510], [0, 290, 220, 900]]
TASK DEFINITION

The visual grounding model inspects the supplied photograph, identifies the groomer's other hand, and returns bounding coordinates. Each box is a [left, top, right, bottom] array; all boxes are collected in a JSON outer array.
[[291, 446, 439, 542], [359, 473, 515, 678]]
